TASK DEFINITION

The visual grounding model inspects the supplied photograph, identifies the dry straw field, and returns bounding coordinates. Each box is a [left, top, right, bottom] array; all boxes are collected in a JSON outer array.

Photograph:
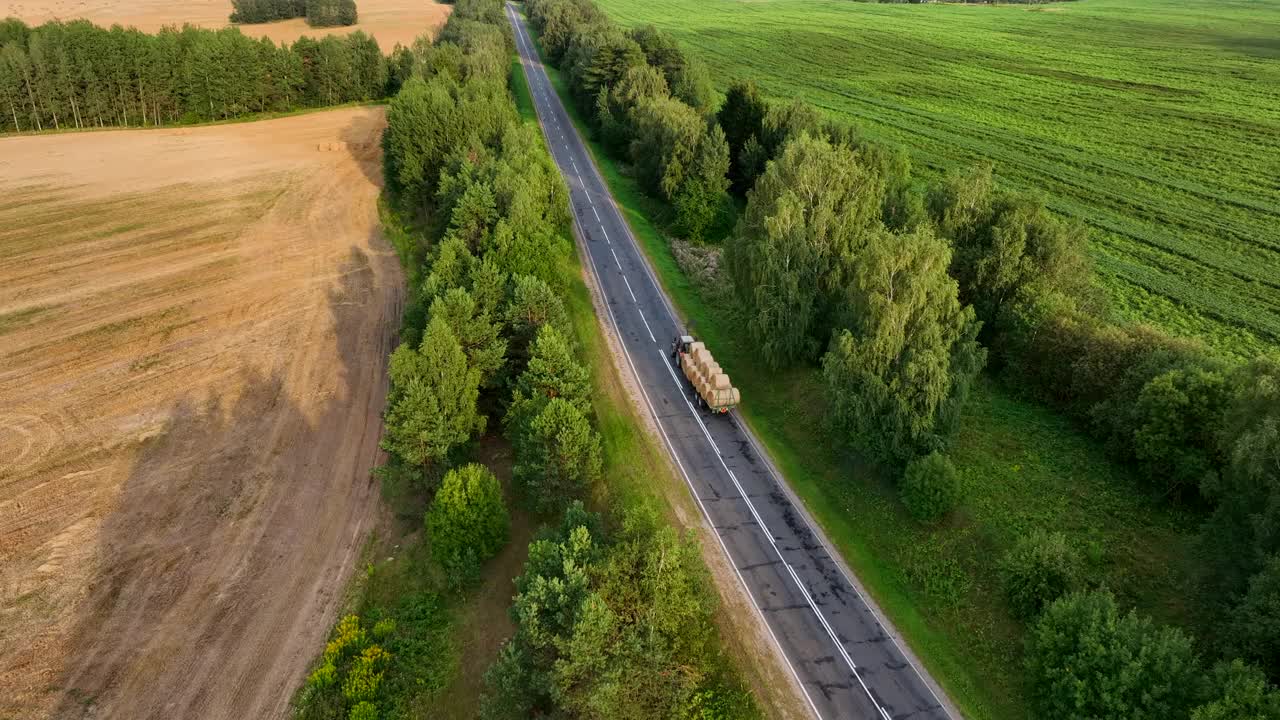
[[1, 0, 452, 51], [0, 107, 402, 719]]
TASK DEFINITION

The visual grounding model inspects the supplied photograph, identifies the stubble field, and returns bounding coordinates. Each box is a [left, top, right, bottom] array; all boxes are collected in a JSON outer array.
[[1, 0, 451, 51], [594, 0, 1280, 355], [0, 106, 401, 719]]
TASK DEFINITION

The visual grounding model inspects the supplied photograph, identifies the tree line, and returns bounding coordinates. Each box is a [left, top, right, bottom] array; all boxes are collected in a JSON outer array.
[[229, 0, 358, 28], [525, 0, 1280, 716], [368, 0, 757, 717], [0, 17, 390, 133], [528, 0, 727, 239]]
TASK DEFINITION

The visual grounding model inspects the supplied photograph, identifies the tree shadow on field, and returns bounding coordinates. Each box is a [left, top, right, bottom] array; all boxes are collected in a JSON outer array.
[[51, 244, 397, 720], [340, 114, 386, 188]]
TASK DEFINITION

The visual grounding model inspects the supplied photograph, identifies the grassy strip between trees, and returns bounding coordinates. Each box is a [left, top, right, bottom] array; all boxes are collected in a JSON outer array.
[[518, 11, 1276, 720]]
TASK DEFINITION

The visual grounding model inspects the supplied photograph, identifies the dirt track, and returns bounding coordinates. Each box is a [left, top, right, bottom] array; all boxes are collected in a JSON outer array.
[[0, 107, 401, 719], [1, 0, 452, 52]]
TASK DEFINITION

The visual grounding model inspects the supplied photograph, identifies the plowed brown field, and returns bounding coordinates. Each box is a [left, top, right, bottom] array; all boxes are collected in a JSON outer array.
[[0, 106, 401, 720], [1, 0, 451, 52]]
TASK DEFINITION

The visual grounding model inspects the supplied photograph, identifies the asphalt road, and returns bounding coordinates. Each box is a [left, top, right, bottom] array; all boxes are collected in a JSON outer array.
[[506, 6, 961, 718]]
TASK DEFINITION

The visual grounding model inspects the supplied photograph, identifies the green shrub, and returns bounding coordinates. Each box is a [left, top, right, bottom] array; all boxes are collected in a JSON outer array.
[[306, 661, 338, 692], [342, 645, 390, 703], [373, 457, 430, 510], [371, 618, 396, 641], [425, 463, 509, 585], [1026, 590, 1201, 720], [1192, 660, 1280, 720], [1223, 554, 1280, 674], [348, 701, 378, 720], [998, 529, 1083, 619], [900, 452, 962, 523]]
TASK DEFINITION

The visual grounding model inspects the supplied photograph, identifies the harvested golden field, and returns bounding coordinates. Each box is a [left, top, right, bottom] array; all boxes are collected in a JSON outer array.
[[1, 0, 452, 51], [0, 106, 401, 719]]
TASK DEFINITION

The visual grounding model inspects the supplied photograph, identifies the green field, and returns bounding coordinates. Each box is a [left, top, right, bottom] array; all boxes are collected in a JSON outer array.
[[521, 17, 1209, 717], [593, 0, 1280, 355]]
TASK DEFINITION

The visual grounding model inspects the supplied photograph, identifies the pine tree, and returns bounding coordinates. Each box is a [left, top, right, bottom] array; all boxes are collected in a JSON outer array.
[[512, 398, 602, 513], [381, 315, 486, 469]]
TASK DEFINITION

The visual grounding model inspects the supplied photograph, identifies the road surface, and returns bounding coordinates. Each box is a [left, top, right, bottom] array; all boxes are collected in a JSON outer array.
[[507, 5, 961, 718]]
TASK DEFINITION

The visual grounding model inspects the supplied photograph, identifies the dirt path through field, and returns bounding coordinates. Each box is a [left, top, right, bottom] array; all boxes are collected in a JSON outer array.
[[0, 106, 401, 720], [1, 0, 451, 51]]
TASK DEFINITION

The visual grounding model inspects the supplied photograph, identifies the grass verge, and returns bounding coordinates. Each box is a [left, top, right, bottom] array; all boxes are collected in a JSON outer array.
[[521, 16, 1200, 720]]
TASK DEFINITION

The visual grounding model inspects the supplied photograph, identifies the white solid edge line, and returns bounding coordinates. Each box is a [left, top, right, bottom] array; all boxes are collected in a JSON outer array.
[[511, 12, 881, 702], [512, 10, 955, 717], [506, 7, 923, 719], [566, 187, 827, 720], [660, 356, 890, 718], [730, 413, 956, 718], [504, 6, 826, 717], [505, 5, 829, 715]]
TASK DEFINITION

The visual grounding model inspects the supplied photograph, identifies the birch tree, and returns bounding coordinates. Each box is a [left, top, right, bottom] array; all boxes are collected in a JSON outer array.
[[726, 132, 883, 367], [822, 226, 986, 464]]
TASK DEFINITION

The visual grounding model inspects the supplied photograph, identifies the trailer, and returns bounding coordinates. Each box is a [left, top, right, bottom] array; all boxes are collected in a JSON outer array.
[[671, 335, 740, 413]]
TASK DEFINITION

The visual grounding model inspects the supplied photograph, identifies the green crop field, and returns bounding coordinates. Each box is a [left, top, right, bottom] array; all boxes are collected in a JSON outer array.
[[593, 0, 1280, 356]]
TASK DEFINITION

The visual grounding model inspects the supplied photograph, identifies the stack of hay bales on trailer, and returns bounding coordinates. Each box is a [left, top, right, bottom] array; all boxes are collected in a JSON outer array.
[[676, 338, 740, 412]]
